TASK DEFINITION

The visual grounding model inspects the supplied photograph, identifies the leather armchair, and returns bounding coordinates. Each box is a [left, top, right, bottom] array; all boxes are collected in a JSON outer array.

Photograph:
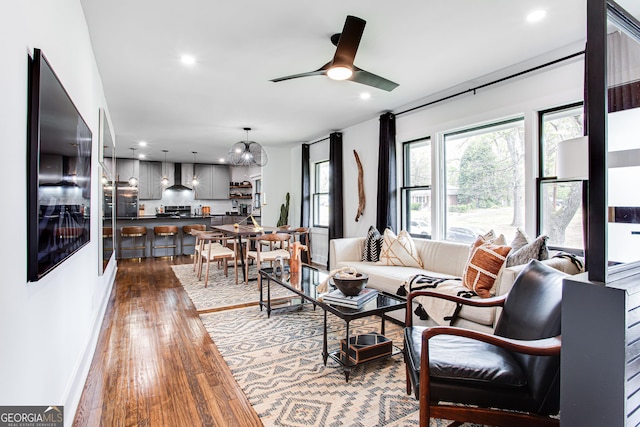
[[404, 260, 563, 427]]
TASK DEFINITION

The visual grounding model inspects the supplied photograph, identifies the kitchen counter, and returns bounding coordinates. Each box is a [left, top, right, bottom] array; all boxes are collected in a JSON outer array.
[[107, 214, 261, 258]]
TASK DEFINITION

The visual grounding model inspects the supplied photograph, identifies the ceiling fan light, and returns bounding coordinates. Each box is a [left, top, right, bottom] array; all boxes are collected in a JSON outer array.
[[327, 66, 353, 80]]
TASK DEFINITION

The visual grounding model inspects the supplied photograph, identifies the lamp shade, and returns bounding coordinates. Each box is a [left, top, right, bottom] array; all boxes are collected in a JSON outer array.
[[557, 136, 588, 180]]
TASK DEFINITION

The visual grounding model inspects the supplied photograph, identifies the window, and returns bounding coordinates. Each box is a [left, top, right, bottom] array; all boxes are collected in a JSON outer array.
[[538, 103, 584, 251], [444, 118, 525, 243], [401, 138, 431, 238], [313, 161, 329, 227]]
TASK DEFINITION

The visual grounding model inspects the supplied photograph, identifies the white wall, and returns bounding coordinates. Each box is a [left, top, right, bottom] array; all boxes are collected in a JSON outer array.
[[290, 57, 585, 257], [0, 1, 115, 425]]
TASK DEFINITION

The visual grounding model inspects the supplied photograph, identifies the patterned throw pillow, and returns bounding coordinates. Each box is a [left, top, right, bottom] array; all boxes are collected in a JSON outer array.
[[362, 226, 383, 262], [376, 229, 424, 268], [506, 234, 549, 267], [510, 227, 530, 252], [463, 238, 512, 298]]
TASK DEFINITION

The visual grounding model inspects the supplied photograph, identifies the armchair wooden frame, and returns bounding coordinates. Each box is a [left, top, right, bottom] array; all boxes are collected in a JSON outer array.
[[405, 290, 561, 427]]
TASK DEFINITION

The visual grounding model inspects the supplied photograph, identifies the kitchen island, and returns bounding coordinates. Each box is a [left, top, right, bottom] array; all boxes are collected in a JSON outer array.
[[111, 214, 260, 258]]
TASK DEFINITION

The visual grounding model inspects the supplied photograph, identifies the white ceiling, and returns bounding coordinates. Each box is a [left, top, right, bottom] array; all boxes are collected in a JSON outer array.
[[79, 0, 640, 164]]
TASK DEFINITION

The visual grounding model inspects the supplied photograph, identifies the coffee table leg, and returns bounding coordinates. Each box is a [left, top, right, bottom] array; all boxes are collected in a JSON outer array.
[[381, 312, 386, 335], [322, 310, 328, 365], [343, 320, 352, 382], [267, 275, 272, 318], [259, 271, 264, 311]]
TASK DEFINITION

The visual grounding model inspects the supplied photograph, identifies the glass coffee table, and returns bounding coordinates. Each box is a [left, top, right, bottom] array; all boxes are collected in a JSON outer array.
[[259, 264, 405, 381]]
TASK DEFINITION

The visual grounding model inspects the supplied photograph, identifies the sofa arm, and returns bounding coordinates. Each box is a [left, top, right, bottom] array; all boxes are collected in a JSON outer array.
[[329, 237, 365, 270]]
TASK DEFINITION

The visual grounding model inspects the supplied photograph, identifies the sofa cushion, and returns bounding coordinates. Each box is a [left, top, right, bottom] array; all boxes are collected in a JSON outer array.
[[362, 225, 383, 262], [377, 229, 423, 268], [463, 237, 512, 298]]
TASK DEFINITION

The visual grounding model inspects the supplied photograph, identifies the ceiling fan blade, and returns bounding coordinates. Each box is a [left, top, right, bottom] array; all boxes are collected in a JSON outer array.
[[270, 63, 330, 83], [332, 15, 366, 68], [350, 67, 399, 92]]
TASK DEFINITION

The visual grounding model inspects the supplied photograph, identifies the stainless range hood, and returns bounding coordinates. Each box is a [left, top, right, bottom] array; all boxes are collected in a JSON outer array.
[[165, 163, 192, 191]]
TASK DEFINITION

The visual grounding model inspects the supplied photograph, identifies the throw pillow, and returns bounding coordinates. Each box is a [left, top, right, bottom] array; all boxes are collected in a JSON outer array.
[[506, 234, 549, 267], [362, 226, 383, 262], [463, 240, 512, 298], [376, 229, 424, 268], [510, 227, 530, 252]]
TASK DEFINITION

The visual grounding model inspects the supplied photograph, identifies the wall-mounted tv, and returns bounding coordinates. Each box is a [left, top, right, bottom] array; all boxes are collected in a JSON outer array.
[[27, 49, 92, 282]]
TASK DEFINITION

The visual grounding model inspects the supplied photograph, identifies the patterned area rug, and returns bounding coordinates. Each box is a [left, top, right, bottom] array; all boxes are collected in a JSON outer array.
[[200, 306, 485, 427], [171, 263, 297, 312]]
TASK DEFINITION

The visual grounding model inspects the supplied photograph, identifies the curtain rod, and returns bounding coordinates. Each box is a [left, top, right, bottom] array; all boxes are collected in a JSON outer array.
[[306, 136, 330, 146], [396, 50, 585, 117]]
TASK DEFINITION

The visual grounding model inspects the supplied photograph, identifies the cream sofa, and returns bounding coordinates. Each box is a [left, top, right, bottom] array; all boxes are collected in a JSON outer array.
[[329, 236, 582, 333]]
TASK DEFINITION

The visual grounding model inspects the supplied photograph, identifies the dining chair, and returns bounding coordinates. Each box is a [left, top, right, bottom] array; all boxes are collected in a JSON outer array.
[[245, 233, 292, 287], [197, 232, 238, 286]]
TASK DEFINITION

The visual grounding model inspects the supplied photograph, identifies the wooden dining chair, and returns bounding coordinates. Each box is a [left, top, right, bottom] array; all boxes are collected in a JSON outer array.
[[197, 232, 238, 287], [245, 233, 292, 287]]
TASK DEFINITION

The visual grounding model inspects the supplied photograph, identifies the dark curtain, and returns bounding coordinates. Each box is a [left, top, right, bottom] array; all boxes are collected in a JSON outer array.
[[376, 112, 397, 233], [300, 144, 310, 227], [300, 143, 311, 263], [328, 132, 344, 268]]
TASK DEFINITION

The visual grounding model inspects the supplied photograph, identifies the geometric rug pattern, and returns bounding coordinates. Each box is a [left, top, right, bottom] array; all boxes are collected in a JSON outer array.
[[200, 307, 485, 427], [171, 263, 296, 312], [173, 264, 484, 426]]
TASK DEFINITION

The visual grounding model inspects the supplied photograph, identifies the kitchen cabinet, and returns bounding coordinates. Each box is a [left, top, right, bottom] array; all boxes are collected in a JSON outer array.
[[138, 161, 163, 200], [194, 164, 229, 200], [116, 158, 139, 183]]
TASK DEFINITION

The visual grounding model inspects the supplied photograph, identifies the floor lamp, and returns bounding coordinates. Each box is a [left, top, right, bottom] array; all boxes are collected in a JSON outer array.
[[557, 136, 589, 264]]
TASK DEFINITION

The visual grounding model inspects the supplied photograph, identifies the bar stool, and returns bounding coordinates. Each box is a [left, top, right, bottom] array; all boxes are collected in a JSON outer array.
[[120, 226, 147, 259], [152, 225, 179, 258], [182, 224, 206, 256]]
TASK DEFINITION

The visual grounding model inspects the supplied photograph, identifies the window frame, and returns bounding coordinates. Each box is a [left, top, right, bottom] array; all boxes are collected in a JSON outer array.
[[536, 101, 585, 255], [442, 116, 525, 242], [400, 137, 432, 239], [312, 160, 329, 228]]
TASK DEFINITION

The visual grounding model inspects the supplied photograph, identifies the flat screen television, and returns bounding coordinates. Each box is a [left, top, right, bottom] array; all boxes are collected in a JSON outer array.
[[27, 49, 92, 282]]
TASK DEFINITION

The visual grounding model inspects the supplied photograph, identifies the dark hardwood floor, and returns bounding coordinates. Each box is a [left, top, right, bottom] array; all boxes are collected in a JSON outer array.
[[73, 256, 262, 427]]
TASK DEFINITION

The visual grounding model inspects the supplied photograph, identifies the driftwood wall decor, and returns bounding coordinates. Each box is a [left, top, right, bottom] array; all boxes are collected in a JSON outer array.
[[354, 150, 365, 222]]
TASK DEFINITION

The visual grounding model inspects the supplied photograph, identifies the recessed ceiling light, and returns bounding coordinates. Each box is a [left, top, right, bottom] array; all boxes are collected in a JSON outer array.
[[360, 92, 371, 100], [138, 153, 146, 159], [526, 10, 547, 23], [219, 158, 226, 163], [181, 55, 196, 66], [139, 141, 147, 147]]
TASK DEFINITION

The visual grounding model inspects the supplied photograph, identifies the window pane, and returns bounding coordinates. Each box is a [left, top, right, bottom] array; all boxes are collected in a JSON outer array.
[[313, 193, 329, 227], [405, 188, 431, 238], [445, 120, 524, 243], [541, 107, 584, 177], [316, 161, 329, 193], [404, 139, 431, 186], [540, 181, 584, 249]]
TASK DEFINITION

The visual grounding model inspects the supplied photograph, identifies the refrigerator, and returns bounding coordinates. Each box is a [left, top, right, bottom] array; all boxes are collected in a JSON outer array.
[[115, 182, 139, 218]]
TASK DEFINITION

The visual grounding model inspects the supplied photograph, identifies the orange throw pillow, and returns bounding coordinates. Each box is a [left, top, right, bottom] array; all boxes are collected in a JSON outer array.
[[463, 238, 511, 298]]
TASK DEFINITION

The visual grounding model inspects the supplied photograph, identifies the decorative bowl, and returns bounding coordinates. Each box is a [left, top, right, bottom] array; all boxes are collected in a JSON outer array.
[[332, 273, 369, 296]]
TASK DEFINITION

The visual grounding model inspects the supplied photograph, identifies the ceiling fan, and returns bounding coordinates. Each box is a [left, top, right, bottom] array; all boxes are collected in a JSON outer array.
[[270, 15, 399, 92]]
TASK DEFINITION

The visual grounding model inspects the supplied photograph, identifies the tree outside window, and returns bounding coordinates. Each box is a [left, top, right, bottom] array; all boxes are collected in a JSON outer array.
[[444, 119, 525, 243], [538, 104, 584, 250]]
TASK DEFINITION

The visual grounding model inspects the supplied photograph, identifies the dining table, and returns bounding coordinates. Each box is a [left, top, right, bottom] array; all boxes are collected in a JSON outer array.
[[211, 223, 279, 282]]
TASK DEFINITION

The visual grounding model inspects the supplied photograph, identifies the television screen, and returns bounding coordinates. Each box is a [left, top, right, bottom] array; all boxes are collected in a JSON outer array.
[[27, 49, 92, 281]]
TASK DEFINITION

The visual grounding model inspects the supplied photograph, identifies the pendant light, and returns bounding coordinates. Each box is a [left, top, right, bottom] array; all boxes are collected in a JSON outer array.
[[128, 148, 138, 186], [227, 127, 268, 166], [191, 151, 199, 186], [161, 150, 169, 186]]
